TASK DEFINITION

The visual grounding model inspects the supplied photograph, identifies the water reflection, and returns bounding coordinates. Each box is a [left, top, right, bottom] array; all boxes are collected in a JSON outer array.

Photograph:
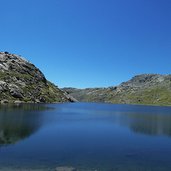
[[1, 103, 171, 145], [126, 112, 171, 137], [0, 103, 171, 170], [0, 104, 49, 145], [60, 103, 171, 138]]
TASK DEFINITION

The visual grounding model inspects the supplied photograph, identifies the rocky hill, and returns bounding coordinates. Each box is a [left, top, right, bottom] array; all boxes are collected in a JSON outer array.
[[63, 74, 171, 106], [0, 52, 74, 103]]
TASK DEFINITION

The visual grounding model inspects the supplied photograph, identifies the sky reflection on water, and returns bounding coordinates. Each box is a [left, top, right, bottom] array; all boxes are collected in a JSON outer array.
[[0, 103, 171, 170]]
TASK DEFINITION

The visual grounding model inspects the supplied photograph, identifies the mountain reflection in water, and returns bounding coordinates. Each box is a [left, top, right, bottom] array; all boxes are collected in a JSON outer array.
[[127, 112, 171, 136], [0, 104, 50, 145], [0, 103, 171, 170], [0, 104, 171, 146]]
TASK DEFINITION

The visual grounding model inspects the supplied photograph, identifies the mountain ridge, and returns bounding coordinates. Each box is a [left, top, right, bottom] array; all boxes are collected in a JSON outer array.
[[0, 52, 75, 104], [63, 74, 171, 106]]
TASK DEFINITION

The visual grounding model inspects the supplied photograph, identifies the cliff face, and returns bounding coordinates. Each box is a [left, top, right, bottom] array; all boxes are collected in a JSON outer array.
[[63, 74, 171, 106], [0, 52, 74, 103]]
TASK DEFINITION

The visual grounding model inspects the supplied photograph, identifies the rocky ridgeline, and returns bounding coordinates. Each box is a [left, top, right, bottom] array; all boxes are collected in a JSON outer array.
[[119, 74, 166, 88], [0, 52, 74, 104], [63, 74, 171, 106]]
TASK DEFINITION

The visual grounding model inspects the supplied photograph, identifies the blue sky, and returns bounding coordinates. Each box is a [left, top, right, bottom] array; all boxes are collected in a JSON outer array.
[[0, 0, 171, 88]]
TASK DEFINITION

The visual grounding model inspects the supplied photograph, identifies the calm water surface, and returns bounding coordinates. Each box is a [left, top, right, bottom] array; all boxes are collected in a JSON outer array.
[[0, 103, 171, 170]]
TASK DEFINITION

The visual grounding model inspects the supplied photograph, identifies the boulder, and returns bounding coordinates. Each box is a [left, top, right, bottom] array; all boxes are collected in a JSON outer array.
[[1, 99, 8, 104]]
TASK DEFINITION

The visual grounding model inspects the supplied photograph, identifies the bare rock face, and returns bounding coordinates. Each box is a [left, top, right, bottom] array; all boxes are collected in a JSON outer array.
[[0, 52, 74, 103], [119, 74, 167, 88]]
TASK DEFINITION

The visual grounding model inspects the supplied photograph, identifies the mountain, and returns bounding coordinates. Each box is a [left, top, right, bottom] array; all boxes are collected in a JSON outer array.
[[0, 52, 74, 103], [63, 74, 171, 106]]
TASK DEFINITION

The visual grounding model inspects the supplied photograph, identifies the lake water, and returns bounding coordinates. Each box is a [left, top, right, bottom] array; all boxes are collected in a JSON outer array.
[[0, 103, 171, 171]]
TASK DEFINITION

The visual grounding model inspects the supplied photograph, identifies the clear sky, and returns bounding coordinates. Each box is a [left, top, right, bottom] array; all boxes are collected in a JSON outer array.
[[0, 0, 171, 88]]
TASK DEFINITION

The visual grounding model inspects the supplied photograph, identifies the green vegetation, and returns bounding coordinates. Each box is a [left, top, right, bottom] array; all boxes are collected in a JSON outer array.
[[63, 74, 171, 106], [0, 52, 73, 103]]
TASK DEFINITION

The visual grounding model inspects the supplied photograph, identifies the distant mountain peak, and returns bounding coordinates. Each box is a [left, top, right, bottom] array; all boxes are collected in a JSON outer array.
[[63, 74, 171, 106]]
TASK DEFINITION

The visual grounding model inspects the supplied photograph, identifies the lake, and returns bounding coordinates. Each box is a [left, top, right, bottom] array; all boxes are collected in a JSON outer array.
[[0, 103, 171, 171]]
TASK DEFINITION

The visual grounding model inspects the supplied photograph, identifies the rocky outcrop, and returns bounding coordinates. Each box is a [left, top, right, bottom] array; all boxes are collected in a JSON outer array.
[[63, 74, 171, 106], [0, 52, 74, 103]]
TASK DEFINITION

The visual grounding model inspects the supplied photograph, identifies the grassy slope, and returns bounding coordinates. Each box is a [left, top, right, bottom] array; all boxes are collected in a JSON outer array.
[[63, 76, 171, 106]]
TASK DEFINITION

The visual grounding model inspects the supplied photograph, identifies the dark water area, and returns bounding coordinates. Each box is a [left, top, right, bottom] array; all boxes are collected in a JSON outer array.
[[0, 103, 171, 170]]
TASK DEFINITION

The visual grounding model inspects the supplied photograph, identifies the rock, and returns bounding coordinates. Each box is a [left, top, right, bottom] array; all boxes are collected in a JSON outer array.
[[12, 92, 23, 98], [35, 99, 40, 103], [39, 96, 46, 103], [9, 84, 23, 98], [55, 166, 76, 171], [0, 52, 74, 103], [14, 100, 24, 104], [10, 90, 23, 98], [1, 99, 8, 104], [0, 81, 8, 91]]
